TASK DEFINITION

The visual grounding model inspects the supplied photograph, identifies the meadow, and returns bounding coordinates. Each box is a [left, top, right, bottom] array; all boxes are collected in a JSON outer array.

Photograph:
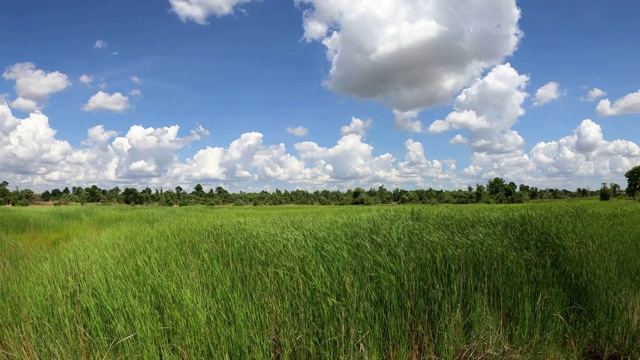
[[1, 201, 639, 359]]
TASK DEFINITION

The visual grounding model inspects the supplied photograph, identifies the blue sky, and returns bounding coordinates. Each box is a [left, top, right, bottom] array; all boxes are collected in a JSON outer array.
[[0, 0, 639, 192]]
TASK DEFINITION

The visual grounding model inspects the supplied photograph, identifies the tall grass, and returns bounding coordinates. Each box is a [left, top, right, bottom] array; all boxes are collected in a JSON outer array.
[[1, 202, 639, 359]]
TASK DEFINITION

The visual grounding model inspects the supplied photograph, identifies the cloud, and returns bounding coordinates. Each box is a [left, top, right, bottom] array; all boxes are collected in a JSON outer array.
[[286, 126, 309, 137], [584, 88, 606, 102], [94, 40, 108, 49], [428, 63, 529, 154], [9, 97, 39, 113], [170, 0, 252, 24], [340, 117, 372, 136], [398, 139, 451, 184], [533, 81, 563, 106], [1, 103, 638, 192], [129, 89, 142, 97], [79, 74, 93, 86], [393, 110, 423, 133], [0, 104, 72, 175], [298, 0, 522, 111], [2, 63, 71, 109], [532, 119, 640, 178], [130, 76, 141, 84], [83, 91, 131, 113], [596, 90, 640, 117]]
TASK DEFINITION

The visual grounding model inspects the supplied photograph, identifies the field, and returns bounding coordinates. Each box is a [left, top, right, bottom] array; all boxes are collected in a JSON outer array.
[[1, 201, 640, 359]]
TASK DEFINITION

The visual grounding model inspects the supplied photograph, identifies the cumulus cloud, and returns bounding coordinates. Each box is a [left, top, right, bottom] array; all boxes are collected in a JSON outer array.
[[2, 63, 71, 110], [533, 81, 563, 106], [428, 63, 529, 154], [340, 117, 372, 136], [286, 126, 309, 137], [298, 0, 522, 111], [393, 110, 423, 133], [398, 139, 451, 184], [83, 91, 131, 113], [94, 40, 108, 49], [9, 97, 39, 113], [0, 104, 72, 175], [129, 89, 142, 97], [596, 90, 640, 117], [584, 88, 606, 102], [79, 74, 93, 86], [130, 76, 141, 84], [531, 119, 640, 178], [170, 0, 252, 24]]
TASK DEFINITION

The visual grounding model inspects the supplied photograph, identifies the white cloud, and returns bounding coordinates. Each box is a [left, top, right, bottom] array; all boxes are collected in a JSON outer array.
[[585, 88, 606, 102], [428, 63, 529, 154], [531, 119, 640, 178], [129, 89, 142, 97], [533, 81, 563, 106], [94, 40, 108, 49], [298, 0, 522, 111], [450, 134, 468, 144], [9, 97, 39, 113], [0, 104, 72, 175], [2, 63, 71, 108], [398, 139, 451, 184], [0, 102, 20, 133], [596, 90, 640, 117], [130, 76, 141, 84], [83, 91, 131, 113], [340, 117, 372, 136], [286, 126, 309, 137], [1, 103, 638, 192], [170, 0, 252, 24], [79, 74, 93, 86], [393, 110, 423, 133]]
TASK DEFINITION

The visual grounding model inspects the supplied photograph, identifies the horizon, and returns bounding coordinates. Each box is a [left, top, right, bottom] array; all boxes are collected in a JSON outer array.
[[1, 0, 639, 193]]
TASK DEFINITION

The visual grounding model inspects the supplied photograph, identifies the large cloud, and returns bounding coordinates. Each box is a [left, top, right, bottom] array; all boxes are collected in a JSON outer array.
[[170, 0, 252, 24], [532, 119, 640, 178], [2, 63, 71, 112], [297, 0, 522, 111], [1, 104, 638, 192], [428, 63, 529, 154], [596, 90, 640, 117]]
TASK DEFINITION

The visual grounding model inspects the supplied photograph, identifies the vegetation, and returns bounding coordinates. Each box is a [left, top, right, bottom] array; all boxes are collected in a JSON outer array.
[[2, 202, 640, 359], [0, 176, 629, 208]]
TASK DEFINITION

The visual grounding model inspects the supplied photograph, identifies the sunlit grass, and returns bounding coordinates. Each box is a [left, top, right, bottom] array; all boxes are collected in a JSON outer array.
[[1, 202, 639, 358]]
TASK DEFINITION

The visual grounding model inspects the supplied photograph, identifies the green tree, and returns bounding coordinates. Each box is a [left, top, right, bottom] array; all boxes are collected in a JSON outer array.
[[625, 165, 640, 199], [0, 181, 10, 205], [599, 183, 611, 201]]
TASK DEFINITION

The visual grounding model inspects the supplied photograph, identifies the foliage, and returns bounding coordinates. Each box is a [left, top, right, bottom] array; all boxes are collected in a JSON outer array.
[[599, 183, 612, 201], [1, 203, 640, 358], [625, 165, 640, 199]]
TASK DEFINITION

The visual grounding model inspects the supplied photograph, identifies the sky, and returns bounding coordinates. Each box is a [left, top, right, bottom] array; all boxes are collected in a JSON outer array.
[[1, 0, 639, 192]]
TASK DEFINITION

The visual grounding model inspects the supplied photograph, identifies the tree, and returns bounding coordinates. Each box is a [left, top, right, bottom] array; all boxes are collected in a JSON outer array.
[[599, 183, 611, 201], [625, 165, 640, 199], [0, 181, 10, 205], [610, 183, 621, 198]]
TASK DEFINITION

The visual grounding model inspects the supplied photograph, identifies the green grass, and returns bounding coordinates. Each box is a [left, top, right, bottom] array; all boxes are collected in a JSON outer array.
[[1, 202, 639, 359]]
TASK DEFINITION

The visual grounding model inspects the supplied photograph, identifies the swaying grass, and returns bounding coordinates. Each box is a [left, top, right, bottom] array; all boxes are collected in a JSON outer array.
[[1, 202, 639, 359]]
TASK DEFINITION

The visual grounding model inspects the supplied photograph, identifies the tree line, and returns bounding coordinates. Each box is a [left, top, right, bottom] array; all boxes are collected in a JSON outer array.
[[2, 165, 639, 207]]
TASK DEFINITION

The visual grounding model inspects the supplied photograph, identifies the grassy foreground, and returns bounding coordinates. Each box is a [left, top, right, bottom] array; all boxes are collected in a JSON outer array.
[[1, 202, 639, 359]]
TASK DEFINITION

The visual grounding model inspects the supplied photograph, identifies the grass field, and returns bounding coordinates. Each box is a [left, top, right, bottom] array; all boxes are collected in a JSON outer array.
[[1, 201, 640, 359]]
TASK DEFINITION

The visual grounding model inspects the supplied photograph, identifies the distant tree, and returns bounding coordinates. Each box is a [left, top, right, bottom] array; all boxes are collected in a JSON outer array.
[[625, 165, 640, 199], [610, 183, 621, 198], [599, 183, 612, 201], [487, 177, 506, 196], [0, 181, 10, 205]]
